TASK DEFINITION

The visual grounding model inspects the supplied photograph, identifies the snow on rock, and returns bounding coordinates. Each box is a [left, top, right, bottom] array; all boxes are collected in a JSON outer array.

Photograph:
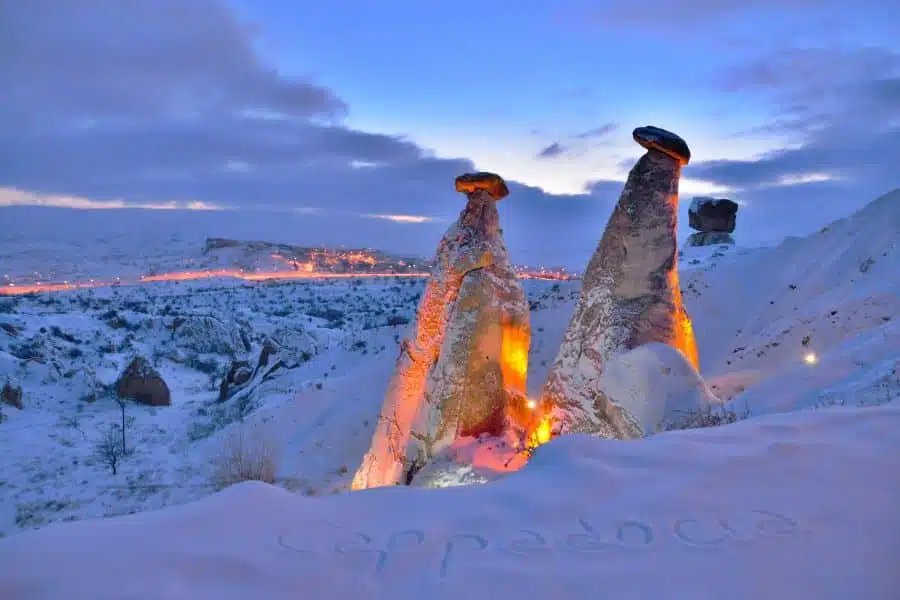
[[353, 174, 529, 489], [170, 315, 249, 357], [541, 131, 698, 439], [595, 342, 719, 435], [269, 327, 319, 363], [686, 231, 736, 247], [2, 403, 898, 600]]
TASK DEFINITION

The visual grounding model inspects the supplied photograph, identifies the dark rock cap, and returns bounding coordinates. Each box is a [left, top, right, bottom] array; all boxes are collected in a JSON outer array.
[[688, 197, 738, 233], [455, 172, 509, 201], [633, 126, 691, 166]]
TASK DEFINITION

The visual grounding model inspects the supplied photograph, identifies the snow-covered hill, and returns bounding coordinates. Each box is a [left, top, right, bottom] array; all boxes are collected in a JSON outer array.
[[0, 191, 898, 599]]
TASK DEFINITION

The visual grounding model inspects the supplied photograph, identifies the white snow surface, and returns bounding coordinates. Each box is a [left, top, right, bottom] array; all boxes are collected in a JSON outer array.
[[597, 342, 720, 433], [0, 190, 898, 598], [3, 404, 899, 600]]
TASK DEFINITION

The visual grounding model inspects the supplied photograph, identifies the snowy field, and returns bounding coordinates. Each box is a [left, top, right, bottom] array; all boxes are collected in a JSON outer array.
[[0, 190, 898, 599]]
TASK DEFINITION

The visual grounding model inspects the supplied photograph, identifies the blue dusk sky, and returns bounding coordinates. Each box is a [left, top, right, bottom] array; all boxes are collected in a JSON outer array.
[[1, 0, 898, 267]]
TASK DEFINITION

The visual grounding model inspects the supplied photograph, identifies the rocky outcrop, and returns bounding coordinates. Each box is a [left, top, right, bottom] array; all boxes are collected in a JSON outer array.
[[352, 172, 530, 489], [536, 126, 699, 440], [687, 197, 738, 247], [115, 357, 171, 406], [217, 360, 252, 402], [2, 380, 23, 410], [169, 315, 249, 357], [686, 231, 735, 247], [269, 328, 318, 363], [217, 340, 291, 403]]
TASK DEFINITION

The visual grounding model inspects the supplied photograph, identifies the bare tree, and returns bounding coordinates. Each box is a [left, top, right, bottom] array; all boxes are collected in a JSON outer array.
[[113, 396, 135, 454], [95, 426, 125, 475]]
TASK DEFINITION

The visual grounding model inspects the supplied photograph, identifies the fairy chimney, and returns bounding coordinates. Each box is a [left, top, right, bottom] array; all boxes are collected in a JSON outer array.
[[535, 126, 699, 441], [352, 172, 530, 489]]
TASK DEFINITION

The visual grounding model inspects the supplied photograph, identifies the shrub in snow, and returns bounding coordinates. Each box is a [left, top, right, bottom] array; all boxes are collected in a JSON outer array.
[[94, 426, 127, 475], [212, 423, 280, 490], [660, 402, 751, 431]]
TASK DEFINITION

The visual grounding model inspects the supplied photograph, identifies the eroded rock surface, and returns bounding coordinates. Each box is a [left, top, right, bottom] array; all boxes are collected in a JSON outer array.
[[686, 231, 736, 247], [353, 173, 530, 489], [115, 357, 170, 407], [538, 127, 699, 439]]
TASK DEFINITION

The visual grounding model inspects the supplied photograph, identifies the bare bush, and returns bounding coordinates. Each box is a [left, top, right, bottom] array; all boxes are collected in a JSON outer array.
[[660, 402, 751, 432], [212, 422, 280, 490], [95, 426, 126, 475]]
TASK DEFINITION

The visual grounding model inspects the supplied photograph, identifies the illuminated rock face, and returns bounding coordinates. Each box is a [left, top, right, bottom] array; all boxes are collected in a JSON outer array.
[[352, 177, 529, 489], [538, 130, 699, 439]]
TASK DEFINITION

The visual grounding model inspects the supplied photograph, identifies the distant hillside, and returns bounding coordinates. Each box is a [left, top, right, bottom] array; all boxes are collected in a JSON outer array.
[[195, 238, 431, 275]]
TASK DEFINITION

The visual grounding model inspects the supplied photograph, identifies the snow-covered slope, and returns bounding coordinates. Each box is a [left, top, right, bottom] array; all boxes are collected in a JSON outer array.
[[2, 404, 898, 600], [682, 189, 899, 408], [0, 191, 898, 599]]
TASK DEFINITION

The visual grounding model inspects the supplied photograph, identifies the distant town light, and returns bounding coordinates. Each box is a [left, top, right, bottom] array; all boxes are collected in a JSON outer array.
[[803, 352, 818, 365]]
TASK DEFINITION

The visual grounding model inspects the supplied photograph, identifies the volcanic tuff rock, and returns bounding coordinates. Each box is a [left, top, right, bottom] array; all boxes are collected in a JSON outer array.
[[115, 357, 171, 407], [537, 126, 699, 440], [688, 197, 739, 233], [169, 315, 249, 357], [686, 232, 736, 247], [352, 172, 530, 489]]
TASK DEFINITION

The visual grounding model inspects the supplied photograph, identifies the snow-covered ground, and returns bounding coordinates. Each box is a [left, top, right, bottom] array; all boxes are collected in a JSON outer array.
[[0, 190, 898, 599]]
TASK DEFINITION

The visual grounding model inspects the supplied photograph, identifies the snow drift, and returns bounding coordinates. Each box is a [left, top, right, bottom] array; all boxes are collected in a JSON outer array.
[[1, 404, 898, 600]]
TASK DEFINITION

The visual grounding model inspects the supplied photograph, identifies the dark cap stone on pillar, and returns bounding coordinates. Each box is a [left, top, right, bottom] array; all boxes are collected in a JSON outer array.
[[633, 126, 691, 166]]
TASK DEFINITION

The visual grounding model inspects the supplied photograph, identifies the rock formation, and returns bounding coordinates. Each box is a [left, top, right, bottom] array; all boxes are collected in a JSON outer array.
[[1, 380, 23, 410], [535, 126, 699, 440], [115, 357, 171, 407], [352, 172, 531, 489], [686, 197, 739, 246]]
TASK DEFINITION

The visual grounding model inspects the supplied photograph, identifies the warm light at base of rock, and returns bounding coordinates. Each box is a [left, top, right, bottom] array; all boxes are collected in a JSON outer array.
[[803, 352, 818, 365], [529, 414, 553, 449]]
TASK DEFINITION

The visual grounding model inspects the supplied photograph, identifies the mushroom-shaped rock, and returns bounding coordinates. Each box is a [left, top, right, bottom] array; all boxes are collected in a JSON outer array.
[[633, 126, 691, 166], [352, 173, 529, 490], [536, 129, 699, 440], [454, 172, 509, 201]]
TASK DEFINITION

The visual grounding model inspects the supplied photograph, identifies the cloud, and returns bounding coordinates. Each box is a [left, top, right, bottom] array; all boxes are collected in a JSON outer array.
[[574, 123, 619, 140], [1, 0, 347, 127], [0, 0, 620, 269], [694, 46, 900, 185], [683, 44, 900, 242], [535, 122, 619, 161], [536, 143, 568, 159], [561, 0, 898, 30]]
